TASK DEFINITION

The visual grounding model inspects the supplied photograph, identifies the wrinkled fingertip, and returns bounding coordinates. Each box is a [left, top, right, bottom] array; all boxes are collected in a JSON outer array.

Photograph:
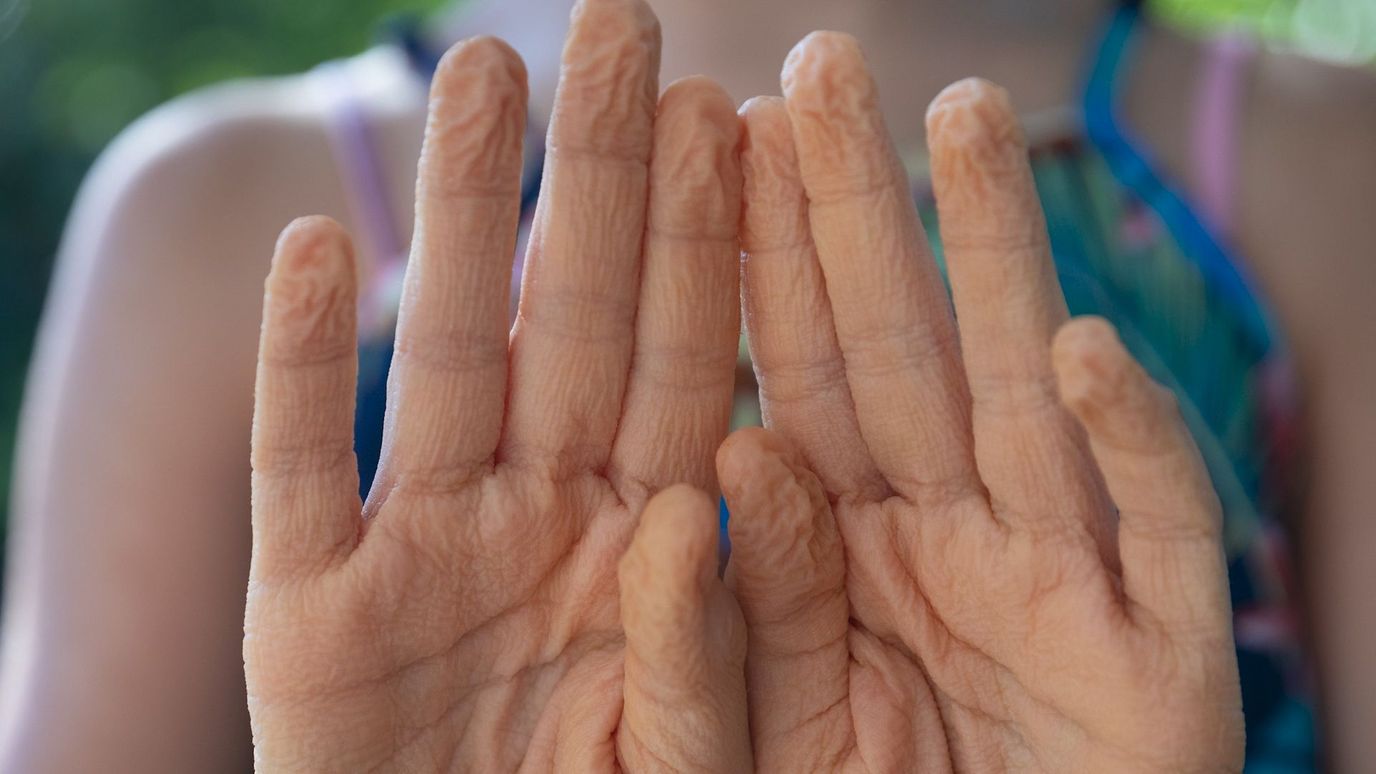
[[782, 31, 866, 99], [738, 96, 807, 253], [567, 0, 662, 54], [1053, 314, 1121, 355], [926, 77, 1015, 135], [434, 35, 528, 93], [925, 77, 1025, 160], [622, 484, 719, 586], [739, 95, 795, 166], [553, 0, 661, 159], [780, 31, 882, 128], [715, 427, 795, 490], [646, 482, 720, 522], [644, 75, 743, 242], [271, 216, 354, 282], [1051, 316, 1127, 409], [716, 428, 823, 547], [660, 75, 737, 123], [739, 94, 786, 122], [654, 75, 742, 161], [262, 214, 357, 364], [778, 30, 889, 187], [1052, 316, 1182, 449]]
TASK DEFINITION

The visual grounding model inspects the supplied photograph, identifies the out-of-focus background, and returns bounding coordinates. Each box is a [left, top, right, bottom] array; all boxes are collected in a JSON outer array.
[[0, 0, 450, 552], [0, 0, 1374, 545]]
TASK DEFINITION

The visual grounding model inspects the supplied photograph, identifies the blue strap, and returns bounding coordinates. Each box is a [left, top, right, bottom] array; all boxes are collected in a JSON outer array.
[[1081, 4, 1277, 358]]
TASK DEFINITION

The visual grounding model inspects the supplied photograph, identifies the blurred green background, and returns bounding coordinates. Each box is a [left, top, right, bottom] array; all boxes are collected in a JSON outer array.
[[0, 0, 1373, 544]]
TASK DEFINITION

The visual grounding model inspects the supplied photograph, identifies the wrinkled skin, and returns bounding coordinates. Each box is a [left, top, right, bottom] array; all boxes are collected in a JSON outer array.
[[247, 3, 1246, 770], [243, 1, 753, 770], [719, 33, 1246, 774]]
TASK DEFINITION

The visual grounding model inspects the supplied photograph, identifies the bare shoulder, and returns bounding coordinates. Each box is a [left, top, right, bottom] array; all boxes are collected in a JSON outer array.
[[22, 50, 421, 476], [34, 69, 341, 411], [40, 46, 425, 380], [66, 61, 359, 276], [63, 45, 424, 277]]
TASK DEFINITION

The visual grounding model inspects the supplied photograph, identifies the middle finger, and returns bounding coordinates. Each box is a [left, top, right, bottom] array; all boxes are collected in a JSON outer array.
[[503, 0, 661, 476]]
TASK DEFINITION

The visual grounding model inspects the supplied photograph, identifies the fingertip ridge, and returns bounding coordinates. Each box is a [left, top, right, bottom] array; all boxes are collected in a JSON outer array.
[[435, 35, 528, 88], [273, 216, 353, 276], [659, 76, 740, 136], [781, 30, 868, 101], [926, 77, 1023, 154]]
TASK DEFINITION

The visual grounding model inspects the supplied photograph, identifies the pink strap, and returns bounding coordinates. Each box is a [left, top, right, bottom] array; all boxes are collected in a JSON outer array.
[[1191, 31, 1257, 241], [316, 61, 411, 334]]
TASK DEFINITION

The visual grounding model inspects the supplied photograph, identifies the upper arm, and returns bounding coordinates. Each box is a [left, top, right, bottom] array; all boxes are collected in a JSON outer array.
[[1, 80, 343, 772], [15, 81, 329, 538]]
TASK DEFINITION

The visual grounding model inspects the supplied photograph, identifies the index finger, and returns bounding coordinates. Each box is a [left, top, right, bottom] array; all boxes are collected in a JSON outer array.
[[783, 32, 978, 506]]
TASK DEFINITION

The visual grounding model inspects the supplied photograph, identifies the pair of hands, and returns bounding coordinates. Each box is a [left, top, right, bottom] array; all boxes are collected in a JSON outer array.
[[244, 0, 1244, 770]]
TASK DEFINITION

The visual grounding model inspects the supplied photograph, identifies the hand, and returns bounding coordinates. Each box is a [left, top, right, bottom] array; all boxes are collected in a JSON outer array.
[[243, 2, 752, 770], [722, 33, 1244, 773]]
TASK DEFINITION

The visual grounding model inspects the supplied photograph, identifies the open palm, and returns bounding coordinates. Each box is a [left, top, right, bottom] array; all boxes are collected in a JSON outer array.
[[244, 2, 751, 771], [722, 34, 1244, 773]]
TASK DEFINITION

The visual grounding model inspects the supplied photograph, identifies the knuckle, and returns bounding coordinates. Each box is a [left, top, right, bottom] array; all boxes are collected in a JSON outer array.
[[392, 330, 507, 376], [841, 319, 960, 379], [757, 355, 849, 406]]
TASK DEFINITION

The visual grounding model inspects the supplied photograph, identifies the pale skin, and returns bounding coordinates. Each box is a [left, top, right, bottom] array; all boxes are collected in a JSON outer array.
[[249, 6, 1244, 773], [719, 35, 1242, 772], [247, 4, 753, 770]]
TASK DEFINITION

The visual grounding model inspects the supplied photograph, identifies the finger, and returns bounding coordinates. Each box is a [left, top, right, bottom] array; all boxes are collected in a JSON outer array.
[[1052, 318, 1231, 635], [618, 485, 753, 772], [927, 79, 1115, 551], [608, 76, 742, 499], [374, 37, 527, 493], [251, 217, 361, 579], [782, 33, 979, 505], [738, 96, 887, 500], [717, 428, 854, 767], [504, 0, 661, 475]]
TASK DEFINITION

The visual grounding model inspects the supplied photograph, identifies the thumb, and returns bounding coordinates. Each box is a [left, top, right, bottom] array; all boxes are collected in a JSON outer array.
[[717, 427, 853, 768], [617, 484, 752, 772]]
